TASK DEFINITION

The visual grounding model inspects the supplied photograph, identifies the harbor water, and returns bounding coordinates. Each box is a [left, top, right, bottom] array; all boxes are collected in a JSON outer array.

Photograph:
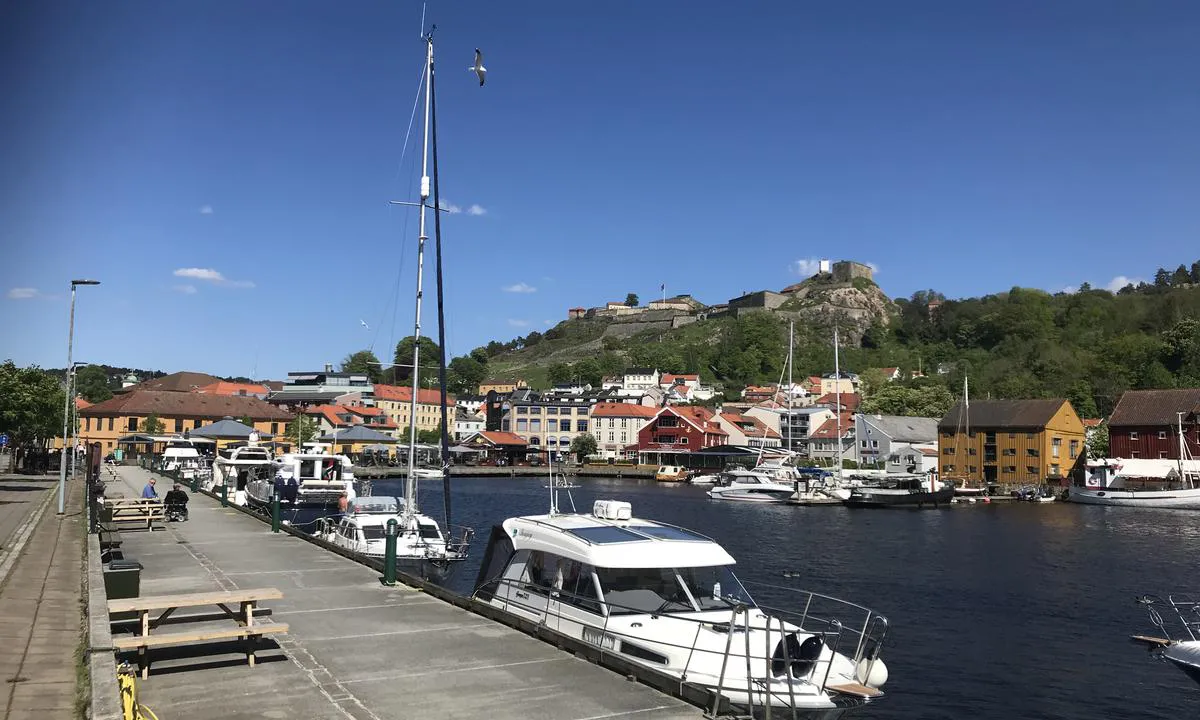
[[288, 474, 1197, 719]]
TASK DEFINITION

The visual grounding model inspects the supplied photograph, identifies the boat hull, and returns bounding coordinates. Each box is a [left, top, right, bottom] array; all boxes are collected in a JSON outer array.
[[844, 486, 955, 508], [707, 489, 792, 503], [1066, 487, 1200, 508], [1164, 642, 1200, 687]]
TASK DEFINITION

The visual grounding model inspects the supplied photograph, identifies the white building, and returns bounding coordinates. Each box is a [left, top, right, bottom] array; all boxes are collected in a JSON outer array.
[[589, 402, 659, 460], [854, 414, 939, 469], [454, 409, 485, 442], [714, 411, 782, 448], [622, 368, 662, 391], [749, 406, 834, 458]]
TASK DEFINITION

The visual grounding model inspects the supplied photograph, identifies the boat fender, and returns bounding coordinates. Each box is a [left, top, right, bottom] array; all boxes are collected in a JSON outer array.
[[856, 657, 889, 688]]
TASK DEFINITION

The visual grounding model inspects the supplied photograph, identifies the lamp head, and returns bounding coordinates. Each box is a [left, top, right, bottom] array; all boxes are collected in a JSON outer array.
[[71, 279, 101, 286]]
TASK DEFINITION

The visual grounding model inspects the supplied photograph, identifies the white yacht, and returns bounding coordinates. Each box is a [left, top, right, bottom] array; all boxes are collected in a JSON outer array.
[[707, 468, 795, 503], [1133, 595, 1200, 688], [473, 498, 890, 715], [161, 438, 207, 478], [210, 444, 274, 507], [755, 462, 853, 504], [268, 449, 357, 507], [315, 496, 468, 572]]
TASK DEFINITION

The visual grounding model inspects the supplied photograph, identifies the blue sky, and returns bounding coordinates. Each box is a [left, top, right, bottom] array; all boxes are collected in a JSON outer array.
[[3, 1, 1199, 379]]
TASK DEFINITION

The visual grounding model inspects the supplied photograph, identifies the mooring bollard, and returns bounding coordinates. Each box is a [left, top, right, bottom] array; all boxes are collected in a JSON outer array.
[[271, 493, 281, 533], [220, 483, 228, 507], [383, 518, 398, 586]]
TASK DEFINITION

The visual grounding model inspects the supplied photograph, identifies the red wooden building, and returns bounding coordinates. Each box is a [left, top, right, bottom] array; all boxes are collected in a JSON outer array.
[[635, 406, 727, 463], [1107, 388, 1200, 459]]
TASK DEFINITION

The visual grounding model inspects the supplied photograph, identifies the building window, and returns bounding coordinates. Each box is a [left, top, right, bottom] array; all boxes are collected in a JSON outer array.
[[871, 440, 879, 448], [1027, 448, 1039, 457], [502, 420, 511, 432], [620, 418, 627, 428], [1050, 464, 1060, 476], [128, 417, 138, 432], [942, 447, 953, 456], [576, 420, 587, 432], [529, 437, 540, 445], [680, 437, 688, 445], [943, 464, 955, 473], [1026, 465, 1039, 475], [608, 432, 615, 442], [1008, 433, 1015, 439], [546, 407, 558, 415], [1129, 431, 1138, 441], [175, 418, 184, 433], [968, 465, 977, 473], [620, 432, 627, 443], [656, 435, 677, 444], [1157, 430, 1167, 440], [942, 432, 953, 439], [108, 418, 114, 431], [1051, 438, 1061, 457], [1026, 432, 1035, 440], [860, 440, 868, 448], [1131, 450, 1140, 458], [516, 407, 527, 415], [560, 420, 570, 431], [657, 416, 678, 428], [1069, 440, 1079, 459], [530, 419, 541, 431], [529, 407, 542, 415], [968, 448, 977, 455], [1159, 451, 1168, 459], [1003, 466, 1016, 473], [84, 418, 91, 431], [1003, 448, 1016, 456], [608, 418, 615, 428], [517, 419, 528, 432]]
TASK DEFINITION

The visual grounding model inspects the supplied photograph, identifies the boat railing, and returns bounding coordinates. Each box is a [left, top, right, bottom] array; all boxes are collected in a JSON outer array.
[[1141, 594, 1200, 642], [476, 576, 887, 714]]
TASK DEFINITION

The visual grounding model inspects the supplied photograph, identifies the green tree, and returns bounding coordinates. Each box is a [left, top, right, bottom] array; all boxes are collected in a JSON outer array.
[[1154, 267, 1171, 287], [1086, 423, 1109, 457], [390, 336, 442, 383], [1172, 264, 1192, 286], [570, 433, 598, 461], [447, 356, 487, 394], [0, 361, 65, 469], [625, 293, 639, 307], [546, 363, 572, 386], [341, 349, 383, 383], [285, 415, 317, 445], [238, 415, 254, 427], [1191, 261, 1200, 284], [74, 365, 113, 403], [142, 413, 164, 435]]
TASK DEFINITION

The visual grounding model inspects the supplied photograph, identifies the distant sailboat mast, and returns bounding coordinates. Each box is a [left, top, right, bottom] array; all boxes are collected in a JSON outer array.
[[834, 325, 843, 477]]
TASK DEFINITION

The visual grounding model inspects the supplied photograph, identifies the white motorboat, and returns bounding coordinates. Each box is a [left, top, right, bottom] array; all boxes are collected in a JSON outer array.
[[210, 444, 274, 507], [161, 438, 207, 478], [689, 472, 720, 485], [265, 449, 356, 508], [472, 496, 890, 715], [315, 495, 467, 573], [1133, 595, 1200, 688], [707, 468, 794, 503], [1069, 415, 1200, 508]]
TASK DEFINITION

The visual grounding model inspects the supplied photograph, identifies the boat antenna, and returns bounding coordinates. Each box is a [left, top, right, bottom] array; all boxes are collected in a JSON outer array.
[[427, 26, 455, 533]]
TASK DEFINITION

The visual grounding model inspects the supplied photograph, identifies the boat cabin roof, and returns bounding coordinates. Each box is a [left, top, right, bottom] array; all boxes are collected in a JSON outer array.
[[347, 496, 405, 514], [503, 512, 735, 569]]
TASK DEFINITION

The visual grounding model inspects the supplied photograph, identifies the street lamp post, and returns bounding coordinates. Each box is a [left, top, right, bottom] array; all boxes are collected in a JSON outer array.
[[59, 279, 100, 515]]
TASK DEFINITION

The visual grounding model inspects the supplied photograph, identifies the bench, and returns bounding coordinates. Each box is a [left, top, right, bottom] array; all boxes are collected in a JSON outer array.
[[108, 588, 288, 678], [102, 498, 165, 531]]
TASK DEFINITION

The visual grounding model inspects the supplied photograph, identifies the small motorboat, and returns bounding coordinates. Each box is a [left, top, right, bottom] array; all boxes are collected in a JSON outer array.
[[654, 465, 688, 483], [707, 468, 794, 503]]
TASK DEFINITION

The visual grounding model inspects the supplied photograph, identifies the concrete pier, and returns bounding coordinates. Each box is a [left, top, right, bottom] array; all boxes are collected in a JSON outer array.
[[102, 466, 701, 720]]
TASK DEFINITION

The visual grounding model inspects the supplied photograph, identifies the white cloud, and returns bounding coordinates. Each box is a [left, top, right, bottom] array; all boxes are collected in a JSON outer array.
[[1059, 285, 1078, 295], [507, 318, 530, 328], [866, 261, 880, 274], [172, 267, 254, 288], [438, 199, 462, 214], [502, 282, 537, 294], [1105, 275, 1143, 293], [466, 204, 487, 216], [543, 319, 554, 325], [173, 284, 198, 295], [199, 204, 214, 215], [791, 258, 823, 277], [7, 287, 38, 299]]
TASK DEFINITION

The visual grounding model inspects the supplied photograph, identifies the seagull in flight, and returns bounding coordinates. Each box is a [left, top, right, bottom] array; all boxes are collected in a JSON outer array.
[[360, 319, 370, 330], [470, 49, 486, 87]]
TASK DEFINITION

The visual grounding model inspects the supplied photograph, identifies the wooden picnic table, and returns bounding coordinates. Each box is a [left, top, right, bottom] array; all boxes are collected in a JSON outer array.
[[108, 587, 288, 678], [101, 498, 165, 531]]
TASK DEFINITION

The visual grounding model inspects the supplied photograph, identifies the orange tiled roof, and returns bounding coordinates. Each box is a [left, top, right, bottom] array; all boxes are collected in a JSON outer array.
[[816, 392, 861, 411], [590, 402, 659, 418], [810, 415, 853, 440], [373, 384, 456, 405], [670, 406, 727, 435], [75, 397, 92, 410], [193, 381, 270, 397]]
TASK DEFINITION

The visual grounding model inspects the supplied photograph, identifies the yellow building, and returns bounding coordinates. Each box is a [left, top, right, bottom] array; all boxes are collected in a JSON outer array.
[[75, 390, 293, 453], [477, 379, 527, 395], [373, 385, 456, 433], [937, 398, 1085, 485]]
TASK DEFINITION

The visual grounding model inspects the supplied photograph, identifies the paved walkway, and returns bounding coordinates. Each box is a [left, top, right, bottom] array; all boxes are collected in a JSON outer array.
[[0, 472, 85, 719], [107, 465, 700, 720]]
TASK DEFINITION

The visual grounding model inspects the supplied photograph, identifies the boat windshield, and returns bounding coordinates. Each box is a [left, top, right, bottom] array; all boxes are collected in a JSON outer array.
[[362, 525, 385, 540], [596, 565, 755, 615]]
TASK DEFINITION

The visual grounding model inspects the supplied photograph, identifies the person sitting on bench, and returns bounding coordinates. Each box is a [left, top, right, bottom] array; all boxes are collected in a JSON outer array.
[[164, 483, 189, 521]]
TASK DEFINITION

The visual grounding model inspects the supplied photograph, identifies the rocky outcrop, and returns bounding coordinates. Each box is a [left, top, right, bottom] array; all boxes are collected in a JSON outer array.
[[775, 278, 895, 345]]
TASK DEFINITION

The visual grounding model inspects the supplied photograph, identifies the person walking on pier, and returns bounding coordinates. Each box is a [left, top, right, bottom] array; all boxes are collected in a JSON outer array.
[[141, 477, 158, 499], [337, 492, 349, 515]]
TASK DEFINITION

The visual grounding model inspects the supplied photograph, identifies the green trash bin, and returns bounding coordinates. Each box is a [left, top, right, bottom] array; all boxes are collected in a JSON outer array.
[[104, 559, 142, 620]]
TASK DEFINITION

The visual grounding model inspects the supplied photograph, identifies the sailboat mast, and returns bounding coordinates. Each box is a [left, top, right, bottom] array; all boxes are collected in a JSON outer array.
[[1178, 412, 1188, 489], [834, 326, 842, 475], [427, 29, 454, 531], [787, 322, 794, 454], [403, 36, 434, 522]]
